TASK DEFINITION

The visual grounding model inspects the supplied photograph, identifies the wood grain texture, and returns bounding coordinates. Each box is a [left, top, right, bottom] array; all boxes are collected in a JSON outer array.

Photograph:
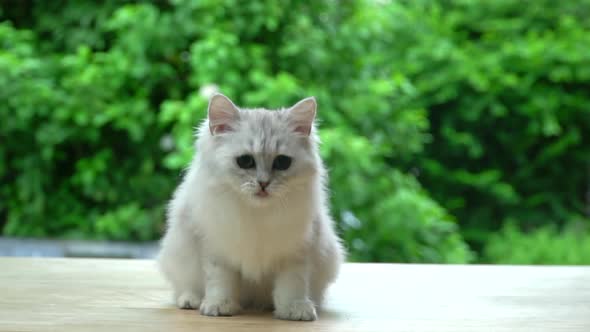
[[0, 258, 589, 332]]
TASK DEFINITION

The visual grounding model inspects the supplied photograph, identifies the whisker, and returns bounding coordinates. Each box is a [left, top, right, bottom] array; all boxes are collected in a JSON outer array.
[[278, 193, 288, 211]]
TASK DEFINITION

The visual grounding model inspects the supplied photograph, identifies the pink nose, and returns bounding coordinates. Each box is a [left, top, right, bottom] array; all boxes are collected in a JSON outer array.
[[258, 181, 269, 190]]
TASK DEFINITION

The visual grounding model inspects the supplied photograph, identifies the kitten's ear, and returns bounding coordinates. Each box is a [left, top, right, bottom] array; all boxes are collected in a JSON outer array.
[[288, 97, 317, 136], [208, 93, 239, 135]]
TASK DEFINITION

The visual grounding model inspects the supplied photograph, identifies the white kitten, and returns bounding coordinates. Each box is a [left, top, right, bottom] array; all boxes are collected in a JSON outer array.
[[156, 94, 344, 321]]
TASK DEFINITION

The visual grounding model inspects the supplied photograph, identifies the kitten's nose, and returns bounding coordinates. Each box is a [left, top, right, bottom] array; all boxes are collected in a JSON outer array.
[[258, 181, 270, 190]]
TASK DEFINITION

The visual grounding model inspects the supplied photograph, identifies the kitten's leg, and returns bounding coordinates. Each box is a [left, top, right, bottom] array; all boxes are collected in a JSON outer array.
[[272, 261, 317, 321], [199, 260, 241, 316], [310, 235, 344, 306], [157, 225, 204, 309]]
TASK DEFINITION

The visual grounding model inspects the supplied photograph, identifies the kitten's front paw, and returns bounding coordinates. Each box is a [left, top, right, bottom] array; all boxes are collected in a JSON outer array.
[[199, 298, 241, 317], [176, 292, 202, 309], [274, 299, 317, 321]]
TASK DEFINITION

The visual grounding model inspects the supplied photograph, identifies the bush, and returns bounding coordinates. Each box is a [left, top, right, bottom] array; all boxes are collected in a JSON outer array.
[[485, 220, 590, 265], [0, 19, 173, 240], [380, 0, 590, 249], [3, 1, 588, 264], [0, 1, 472, 263]]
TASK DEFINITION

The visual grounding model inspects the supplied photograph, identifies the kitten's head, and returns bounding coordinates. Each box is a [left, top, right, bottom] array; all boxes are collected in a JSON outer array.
[[197, 94, 320, 206]]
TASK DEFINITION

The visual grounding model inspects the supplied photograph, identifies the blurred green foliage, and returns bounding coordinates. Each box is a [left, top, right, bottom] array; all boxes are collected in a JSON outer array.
[[1, 0, 588, 264], [485, 220, 590, 265], [387, 0, 590, 254]]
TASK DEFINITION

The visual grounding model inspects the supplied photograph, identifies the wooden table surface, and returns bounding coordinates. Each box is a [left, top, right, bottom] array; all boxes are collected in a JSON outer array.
[[0, 258, 589, 332]]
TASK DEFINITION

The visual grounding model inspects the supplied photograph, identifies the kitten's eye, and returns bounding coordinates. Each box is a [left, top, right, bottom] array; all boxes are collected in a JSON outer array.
[[272, 155, 292, 171], [236, 155, 255, 169]]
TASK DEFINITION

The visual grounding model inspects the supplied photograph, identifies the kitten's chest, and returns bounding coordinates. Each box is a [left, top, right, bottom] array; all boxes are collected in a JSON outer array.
[[199, 199, 313, 280]]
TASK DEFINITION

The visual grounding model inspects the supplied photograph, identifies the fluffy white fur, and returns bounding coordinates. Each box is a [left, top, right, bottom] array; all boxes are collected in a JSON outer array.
[[156, 94, 344, 321]]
